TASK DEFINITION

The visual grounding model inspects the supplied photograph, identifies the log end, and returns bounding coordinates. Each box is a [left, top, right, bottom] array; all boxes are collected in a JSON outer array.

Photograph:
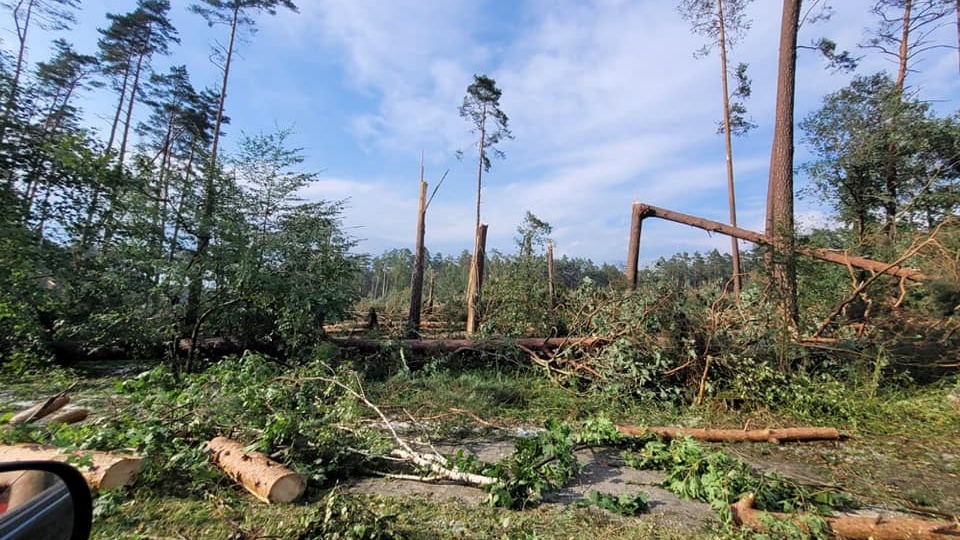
[[267, 472, 307, 504], [730, 493, 757, 527], [92, 457, 142, 490]]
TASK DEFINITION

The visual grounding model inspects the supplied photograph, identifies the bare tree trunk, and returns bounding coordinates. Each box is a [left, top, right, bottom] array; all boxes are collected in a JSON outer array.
[[547, 239, 556, 309], [626, 202, 643, 290], [765, 0, 801, 326], [407, 179, 427, 337], [896, 0, 912, 91], [717, 0, 742, 297], [426, 267, 435, 312]]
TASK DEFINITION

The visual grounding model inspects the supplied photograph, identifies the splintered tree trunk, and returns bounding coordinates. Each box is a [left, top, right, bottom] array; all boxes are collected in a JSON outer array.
[[465, 223, 488, 335], [206, 437, 306, 504], [765, 0, 801, 326], [0, 445, 141, 490], [407, 179, 428, 337]]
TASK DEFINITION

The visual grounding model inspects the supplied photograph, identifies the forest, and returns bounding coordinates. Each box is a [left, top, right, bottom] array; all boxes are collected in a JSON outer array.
[[1, 0, 959, 539]]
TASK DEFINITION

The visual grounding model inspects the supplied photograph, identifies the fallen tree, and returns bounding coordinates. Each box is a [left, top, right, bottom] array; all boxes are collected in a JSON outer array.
[[9, 392, 70, 425], [36, 408, 89, 425], [0, 444, 140, 490], [731, 492, 960, 539], [330, 336, 606, 354], [206, 437, 307, 504], [626, 202, 928, 288], [616, 425, 842, 443]]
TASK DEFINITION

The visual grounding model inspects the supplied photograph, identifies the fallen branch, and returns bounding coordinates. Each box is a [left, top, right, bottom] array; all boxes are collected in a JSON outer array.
[[0, 444, 140, 490], [731, 493, 960, 539], [306, 371, 499, 488], [617, 426, 842, 443], [812, 229, 942, 338], [206, 436, 306, 504]]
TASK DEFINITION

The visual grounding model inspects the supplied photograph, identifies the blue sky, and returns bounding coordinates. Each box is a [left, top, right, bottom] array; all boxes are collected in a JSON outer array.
[[3, 0, 959, 265]]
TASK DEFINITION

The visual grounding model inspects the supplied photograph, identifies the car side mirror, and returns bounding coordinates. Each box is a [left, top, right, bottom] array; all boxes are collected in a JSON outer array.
[[0, 461, 93, 540]]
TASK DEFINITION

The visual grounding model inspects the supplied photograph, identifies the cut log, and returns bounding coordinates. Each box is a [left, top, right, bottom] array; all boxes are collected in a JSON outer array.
[[0, 444, 140, 490], [9, 394, 70, 425], [617, 425, 841, 443], [732, 493, 960, 539], [37, 408, 90, 425], [206, 437, 306, 504]]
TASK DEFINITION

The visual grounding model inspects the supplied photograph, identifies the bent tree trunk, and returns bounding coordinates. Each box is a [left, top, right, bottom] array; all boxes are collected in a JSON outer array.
[[626, 203, 928, 283]]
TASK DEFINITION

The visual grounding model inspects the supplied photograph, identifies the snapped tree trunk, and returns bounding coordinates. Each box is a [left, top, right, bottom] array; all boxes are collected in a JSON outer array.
[[626, 202, 643, 290], [206, 437, 306, 504], [407, 179, 428, 337], [465, 223, 488, 335]]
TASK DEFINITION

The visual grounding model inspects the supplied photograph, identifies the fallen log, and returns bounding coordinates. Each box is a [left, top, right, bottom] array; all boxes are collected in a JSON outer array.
[[0, 444, 141, 490], [330, 336, 607, 354], [627, 203, 928, 287], [206, 437, 306, 504], [617, 426, 842, 443], [731, 493, 960, 539], [9, 393, 70, 425], [36, 408, 89, 425]]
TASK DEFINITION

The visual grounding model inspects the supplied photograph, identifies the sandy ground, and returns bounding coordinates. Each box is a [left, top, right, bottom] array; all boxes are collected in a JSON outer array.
[[345, 439, 717, 530]]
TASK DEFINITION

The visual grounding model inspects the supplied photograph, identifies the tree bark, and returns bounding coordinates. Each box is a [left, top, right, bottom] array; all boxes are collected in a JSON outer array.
[[617, 425, 841, 443], [0, 445, 140, 490], [628, 202, 928, 282], [765, 0, 801, 326], [731, 492, 960, 539], [206, 437, 306, 504], [626, 202, 643, 290]]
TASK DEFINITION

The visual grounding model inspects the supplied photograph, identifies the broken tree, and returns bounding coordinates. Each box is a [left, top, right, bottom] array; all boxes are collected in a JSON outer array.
[[625, 202, 928, 290]]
